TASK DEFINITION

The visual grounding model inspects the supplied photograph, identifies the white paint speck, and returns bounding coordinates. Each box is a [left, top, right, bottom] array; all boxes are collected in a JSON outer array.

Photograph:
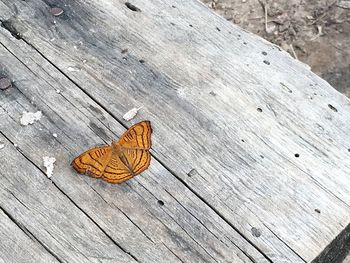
[[123, 107, 142, 121], [53, 133, 58, 138], [20, 111, 42, 126], [43, 156, 56, 178], [67, 67, 79, 72], [56, 89, 61, 94], [0, 144, 4, 149], [177, 87, 187, 98]]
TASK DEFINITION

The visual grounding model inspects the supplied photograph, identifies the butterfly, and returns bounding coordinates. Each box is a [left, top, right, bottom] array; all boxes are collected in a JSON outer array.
[[71, 120, 152, 184]]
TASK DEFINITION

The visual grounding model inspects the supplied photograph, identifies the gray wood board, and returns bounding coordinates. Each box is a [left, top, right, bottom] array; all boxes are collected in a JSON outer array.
[[0, 26, 266, 263], [0, 206, 58, 263], [0, 0, 350, 262], [0, 134, 137, 263]]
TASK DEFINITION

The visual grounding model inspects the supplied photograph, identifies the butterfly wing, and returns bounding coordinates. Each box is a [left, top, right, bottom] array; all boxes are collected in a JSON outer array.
[[71, 146, 112, 178], [72, 121, 152, 184], [122, 148, 151, 175], [102, 153, 133, 184], [118, 120, 152, 150]]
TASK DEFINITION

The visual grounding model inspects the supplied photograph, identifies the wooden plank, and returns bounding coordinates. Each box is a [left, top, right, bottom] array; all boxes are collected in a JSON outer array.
[[0, 28, 268, 263], [0, 134, 137, 263], [0, 207, 58, 263], [0, 0, 349, 261]]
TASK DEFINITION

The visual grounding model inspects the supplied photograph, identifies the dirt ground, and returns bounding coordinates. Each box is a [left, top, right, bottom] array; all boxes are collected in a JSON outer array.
[[202, 0, 350, 97]]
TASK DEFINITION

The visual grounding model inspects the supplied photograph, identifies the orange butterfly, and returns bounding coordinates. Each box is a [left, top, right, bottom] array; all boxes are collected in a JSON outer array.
[[72, 121, 152, 184]]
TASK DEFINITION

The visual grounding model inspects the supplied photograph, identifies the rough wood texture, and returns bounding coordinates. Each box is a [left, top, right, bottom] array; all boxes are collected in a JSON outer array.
[[0, 19, 264, 263], [0, 0, 349, 262]]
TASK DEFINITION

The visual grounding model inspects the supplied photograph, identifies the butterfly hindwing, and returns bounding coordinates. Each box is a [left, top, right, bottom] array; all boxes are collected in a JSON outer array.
[[122, 148, 151, 175], [102, 154, 133, 184]]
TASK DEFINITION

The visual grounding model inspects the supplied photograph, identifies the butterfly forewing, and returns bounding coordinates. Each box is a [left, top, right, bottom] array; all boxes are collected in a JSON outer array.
[[71, 146, 112, 178], [118, 120, 152, 149]]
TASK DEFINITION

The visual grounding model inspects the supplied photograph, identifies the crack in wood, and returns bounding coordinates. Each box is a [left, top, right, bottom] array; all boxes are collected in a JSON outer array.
[[263, 223, 306, 263], [152, 155, 273, 263], [0, 205, 63, 263], [0, 131, 139, 262]]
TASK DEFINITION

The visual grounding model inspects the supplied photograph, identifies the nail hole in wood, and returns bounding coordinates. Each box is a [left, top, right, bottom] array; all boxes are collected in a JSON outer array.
[[314, 208, 321, 214], [262, 51, 267, 55], [251, 227, 261, 237], [125, 2, 141, 12], [1, 20, 22, 40], [172, 5, 176, 8], [158, 200, 164, 206], [257, 108, 263, 112], [216, 27, 221, 32], [243, 41, 247, 45], [263, 60, 270, 65], [0, 77, 12, 90], [294, 153, 300, 158], [328, 104, 338, 112], [139, 59, 145, 64], [241, 139, 245, 142], [260, 155, 264, 159], [189, 24, 193, 27], [170, 22, 175, 26], [187, 168, 198, 177]]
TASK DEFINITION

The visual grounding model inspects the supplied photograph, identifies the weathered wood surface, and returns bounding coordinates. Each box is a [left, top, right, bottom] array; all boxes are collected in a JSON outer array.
[[0, 0, 349, 262], [0, 33, 263, 263]]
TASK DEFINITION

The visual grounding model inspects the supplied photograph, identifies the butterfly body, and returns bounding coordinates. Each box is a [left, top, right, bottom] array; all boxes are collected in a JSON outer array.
[[72, 121, 152, 184]]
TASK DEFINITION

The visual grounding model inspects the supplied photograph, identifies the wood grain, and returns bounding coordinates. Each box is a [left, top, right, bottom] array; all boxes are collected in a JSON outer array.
[[0, 207, 58, 263], [0, 25, 265, 263], [0, 134, 137, 263], [0, 0, 349, 262]]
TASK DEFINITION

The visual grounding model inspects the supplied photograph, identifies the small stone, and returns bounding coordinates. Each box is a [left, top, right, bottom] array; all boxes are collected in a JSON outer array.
[[337, 1, 350, 9], [0, 77, 12, 90], [50, 7, 64, 17], [56, 89, 61, 94], [53, 133, 58, 138]]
